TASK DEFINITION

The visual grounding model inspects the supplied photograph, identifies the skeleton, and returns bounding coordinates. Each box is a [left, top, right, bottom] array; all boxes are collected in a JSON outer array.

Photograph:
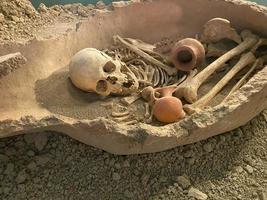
[[173, 30, 258, 103], [183, 52, 256, 114], [69, 48, 139, 96]]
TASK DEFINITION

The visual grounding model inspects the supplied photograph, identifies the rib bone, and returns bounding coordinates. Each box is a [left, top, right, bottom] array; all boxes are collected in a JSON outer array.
[[183, 52, 256, 114], [174, 31, 258, 103], [113, 35, 177, 75]]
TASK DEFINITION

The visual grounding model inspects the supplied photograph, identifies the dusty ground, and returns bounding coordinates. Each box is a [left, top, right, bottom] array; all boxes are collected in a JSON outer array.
[[0, 110, 266, 200], [0, 0, 103, 43], [0, 1, 267, 200]]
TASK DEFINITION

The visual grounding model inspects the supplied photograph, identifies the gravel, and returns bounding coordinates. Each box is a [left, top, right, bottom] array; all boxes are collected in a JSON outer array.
[[0, 111, 266, 199]]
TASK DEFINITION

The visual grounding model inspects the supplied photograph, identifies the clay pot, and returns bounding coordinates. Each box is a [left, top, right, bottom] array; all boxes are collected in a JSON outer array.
[[171, 38, 205, 72], [152, 86, 185, 123]]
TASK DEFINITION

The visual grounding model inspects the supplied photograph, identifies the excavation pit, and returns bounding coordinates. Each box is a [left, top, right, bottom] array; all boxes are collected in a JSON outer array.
[[0, 0, 266, 154]]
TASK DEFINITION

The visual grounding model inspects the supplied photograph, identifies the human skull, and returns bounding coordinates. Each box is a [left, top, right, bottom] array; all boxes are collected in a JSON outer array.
[[69, 48, 139, 96]]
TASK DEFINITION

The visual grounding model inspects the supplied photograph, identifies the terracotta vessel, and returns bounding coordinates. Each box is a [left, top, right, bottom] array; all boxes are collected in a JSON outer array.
[[152, 86, 185, 123], [171, 38, 205, 71]]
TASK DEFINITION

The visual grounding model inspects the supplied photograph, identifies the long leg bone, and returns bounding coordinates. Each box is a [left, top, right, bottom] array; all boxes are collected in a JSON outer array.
[[222, 55, 267, 102], [183, 52, 256, 114], [174, 30, 258, 103], [113, 35, 177, 75]]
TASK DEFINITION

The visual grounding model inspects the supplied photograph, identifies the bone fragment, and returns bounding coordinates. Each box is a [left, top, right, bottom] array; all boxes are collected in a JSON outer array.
[[124, 38, 156, 53], [201, 18, 242, 44], [113, 35, 177, 75], [174, 31, 258, 103], [144, 103, 150, 119], [113, 115, 133, 122], [123, 120, 138, 125], [112, 111, 129, 117], [183, 52, 256, 114], [121, 93, 141, 105]]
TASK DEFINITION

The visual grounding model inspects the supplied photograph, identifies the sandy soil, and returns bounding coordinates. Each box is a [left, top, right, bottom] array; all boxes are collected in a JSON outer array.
[[0, 110, 266, 200], [0, 1, 266, 199]]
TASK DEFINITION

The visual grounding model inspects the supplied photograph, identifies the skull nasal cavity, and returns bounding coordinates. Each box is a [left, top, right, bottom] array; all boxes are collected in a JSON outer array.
[[96, 80, 108, 92], [177, 50, 193, 63], [103, 61, 116, 73]]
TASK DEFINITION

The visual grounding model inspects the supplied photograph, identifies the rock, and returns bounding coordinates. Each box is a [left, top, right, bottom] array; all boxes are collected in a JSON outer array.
[[112, 172, 121, 181], [26, 150, 35, 157], [11, 15, 20, 22], [234, 166, 244, 173], [35, 155, 51, 166], [34, 133, 48, 151], [4, 163, 15, 177], [24, 134, 35, 144], [245, 165, 254, 174], [124, 190, 133, 198], [111, 1, 131, 9], [0, 13, 5, 23], [259, 191, 267, 200], [0, 154, 9, 162], [16, 170, 27, 184], [14, 141, 25, 148], [27, 161, 37, 171], [203, 143, 214, 153], [38, 3, 48, 13], [188, 187, 208, 200], [5, 147, 16, 156], [96, 1, 106, 10], [176, 175, 191, 190]]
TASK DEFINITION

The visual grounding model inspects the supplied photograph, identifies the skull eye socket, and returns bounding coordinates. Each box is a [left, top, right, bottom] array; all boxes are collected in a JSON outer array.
[[96, 80, 108, 93], [103, 61, 116, 73]]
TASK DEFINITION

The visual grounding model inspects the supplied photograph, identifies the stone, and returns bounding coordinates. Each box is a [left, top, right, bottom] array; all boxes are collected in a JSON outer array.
[[34, 133, 48, 151], [16, 170, 27, 184], [112, 172, 121, 181], [0, 154, 9, 162], [203, 143, 214, 153], [26, 150, 35, 157], [4, 147, 16, 156], [11, 15, 20, 22], [259, 191, 267, 200], [188, 187, 208, 200], [245, 165, 254, 174], [0, 13, 5, 23], [24, 134, 35, 144], [111, 1, 131, 9], [96, 1, 106, 9], [176, 175, 191, 190], [4, 163, 15, 177], [35, 155, 51, 166], [27, 161, 37, 171], [234, 166, 244, 173], [38, 3, 48, 13]]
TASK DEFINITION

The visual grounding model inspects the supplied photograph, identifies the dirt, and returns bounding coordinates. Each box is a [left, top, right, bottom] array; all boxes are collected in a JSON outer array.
[[0, 0, 100, 43], [0, 110, 266, 199], [0, 1, 267, 199]]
